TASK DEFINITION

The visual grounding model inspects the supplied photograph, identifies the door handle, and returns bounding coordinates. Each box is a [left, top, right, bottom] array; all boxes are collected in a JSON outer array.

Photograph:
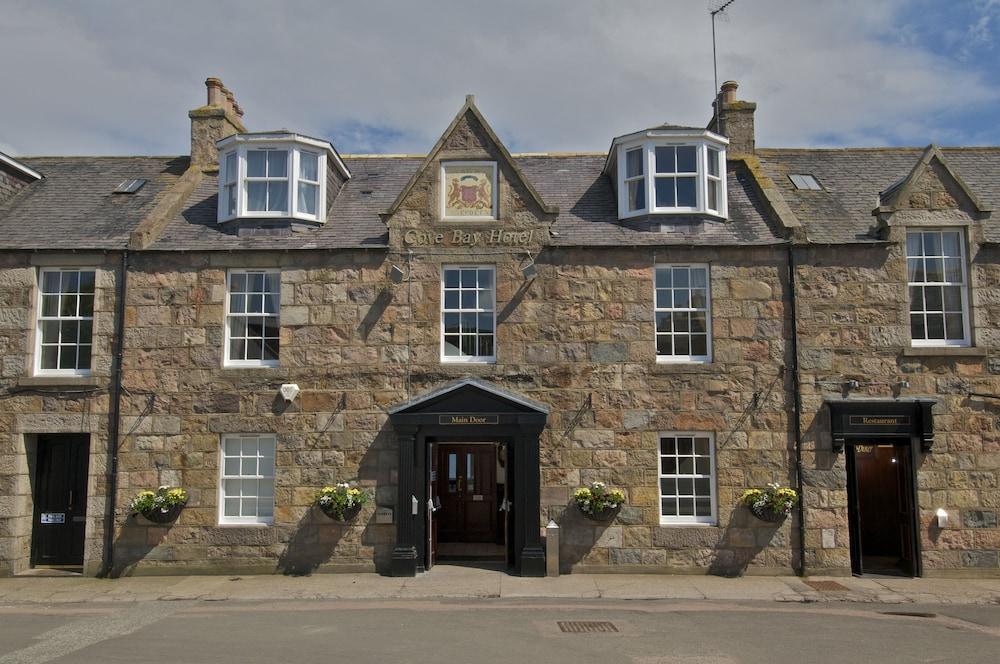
[[68, 490, 73, 510]]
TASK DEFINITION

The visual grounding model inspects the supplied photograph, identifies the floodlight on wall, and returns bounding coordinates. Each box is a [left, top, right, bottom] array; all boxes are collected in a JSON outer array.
[[390, 265, 405, 283], [521, 253, 537, 280], [936, 508, 949, 529], [279, 383, 300, 403]]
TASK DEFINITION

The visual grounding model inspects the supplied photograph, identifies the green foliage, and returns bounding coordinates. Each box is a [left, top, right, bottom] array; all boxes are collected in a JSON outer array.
[[740, 483, 798, 516], [129, 486, 188, 515], [314, 483, 370, 519], [574, 481, 626, 515]]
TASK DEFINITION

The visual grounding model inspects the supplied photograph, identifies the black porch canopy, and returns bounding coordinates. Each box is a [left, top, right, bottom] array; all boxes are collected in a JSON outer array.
[[387, 377, 549, 577], [827, 399, 936, 453]]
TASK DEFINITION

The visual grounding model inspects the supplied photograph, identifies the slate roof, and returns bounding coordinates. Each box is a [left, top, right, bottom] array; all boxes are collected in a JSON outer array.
[[150, 153, 783, 250], [148, 156, 411, 250], [0, 156, 188, 250], [756, 147, 1000, 244], [4, 146, 997, 251], [519, 155, 785, 246]]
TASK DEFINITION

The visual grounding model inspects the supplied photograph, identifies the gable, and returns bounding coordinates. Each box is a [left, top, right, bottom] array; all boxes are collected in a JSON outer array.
[[877, 145, 990, 215], [386, 97, 556, 236], [388, 378, 549, 415]]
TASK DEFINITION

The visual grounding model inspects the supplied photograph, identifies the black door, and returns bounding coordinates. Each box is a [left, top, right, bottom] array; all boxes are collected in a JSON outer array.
[[847, 441, 918, 576], [31, 435, 90, 567]]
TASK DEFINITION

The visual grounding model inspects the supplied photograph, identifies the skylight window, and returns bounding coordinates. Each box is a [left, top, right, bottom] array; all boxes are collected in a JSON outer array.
[[789, 174, 822, 190], [113, 178, 147, 194]]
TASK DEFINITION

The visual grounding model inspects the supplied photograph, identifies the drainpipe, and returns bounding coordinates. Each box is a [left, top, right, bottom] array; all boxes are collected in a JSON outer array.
[[100, 248, 128, 578], [786, 243, 807, 576]]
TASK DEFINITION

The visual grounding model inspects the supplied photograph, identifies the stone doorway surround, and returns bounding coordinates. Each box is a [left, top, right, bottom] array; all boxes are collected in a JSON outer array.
[[387, 377, 548, 577]]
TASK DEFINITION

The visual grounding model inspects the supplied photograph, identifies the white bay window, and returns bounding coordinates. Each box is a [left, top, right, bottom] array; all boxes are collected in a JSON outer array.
[[217, 133, 350, 224], [611, 130, 728, 220]]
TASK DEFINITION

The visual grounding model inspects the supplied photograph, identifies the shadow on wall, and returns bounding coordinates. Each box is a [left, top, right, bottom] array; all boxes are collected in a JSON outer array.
[[708, 505, 787, 577], [109, 514, 171, 577], [276, 508, 351, 576], [556, 501, 618, 573], [358, 424, 397, 575]]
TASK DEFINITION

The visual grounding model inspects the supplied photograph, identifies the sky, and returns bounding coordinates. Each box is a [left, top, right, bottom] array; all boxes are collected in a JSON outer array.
[[1, 0, 999, 157]]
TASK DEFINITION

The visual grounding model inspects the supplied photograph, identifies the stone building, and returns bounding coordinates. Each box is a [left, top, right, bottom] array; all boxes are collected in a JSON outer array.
[[0, 78, 997, 578]]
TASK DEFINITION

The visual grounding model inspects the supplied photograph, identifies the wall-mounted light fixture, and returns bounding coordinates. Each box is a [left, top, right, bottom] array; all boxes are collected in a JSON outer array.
[[936, 508, 949, 528], [521, 253, 537, 280], [390, 265, 405, 283]]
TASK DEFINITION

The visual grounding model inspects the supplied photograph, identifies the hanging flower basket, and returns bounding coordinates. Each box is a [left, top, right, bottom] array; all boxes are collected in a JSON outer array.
[[741, 483, 797, 523], [129, 486, 188, 524], [314, 483, 369, 522], [748, 502, 787, 523], [573, 482, 625, 522], [142, 503, 185, 524]]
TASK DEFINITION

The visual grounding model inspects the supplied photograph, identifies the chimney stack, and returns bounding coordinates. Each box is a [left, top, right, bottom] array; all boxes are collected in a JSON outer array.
[[189, 77, 246, 171], [708, 80, 756, 155]]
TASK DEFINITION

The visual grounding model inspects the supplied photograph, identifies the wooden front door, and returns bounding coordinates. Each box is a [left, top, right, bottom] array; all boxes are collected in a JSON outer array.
[[848, 442, 918, 576], [437, 444, 497, 543], [31, 435, 90, 567]]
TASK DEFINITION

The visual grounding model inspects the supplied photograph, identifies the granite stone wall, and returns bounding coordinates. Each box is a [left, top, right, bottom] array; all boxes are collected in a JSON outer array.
[[0, 252, 117, 576], [104, 243, 797, 576], [795, 162, 1000, 577]]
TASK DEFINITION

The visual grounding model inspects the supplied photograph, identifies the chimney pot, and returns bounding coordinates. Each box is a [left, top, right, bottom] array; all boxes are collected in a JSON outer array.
[[190, 77, 245, 171], [222, 88, 236, 114], [721, 80, 739, 104], [205, 77, 225, 107]]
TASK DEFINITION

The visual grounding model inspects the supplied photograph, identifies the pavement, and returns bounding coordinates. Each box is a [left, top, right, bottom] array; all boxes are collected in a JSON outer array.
[[2, 566, 1000, 605]]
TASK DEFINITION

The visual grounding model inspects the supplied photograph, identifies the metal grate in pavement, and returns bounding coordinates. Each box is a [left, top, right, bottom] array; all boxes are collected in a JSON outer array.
[[557, 621, 619, 634], [804, 580, 850, 592]]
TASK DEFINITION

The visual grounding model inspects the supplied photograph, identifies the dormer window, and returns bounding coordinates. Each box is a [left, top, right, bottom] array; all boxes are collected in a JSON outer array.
[[217, 132, 350, 224], [608, 129, 728, 220]]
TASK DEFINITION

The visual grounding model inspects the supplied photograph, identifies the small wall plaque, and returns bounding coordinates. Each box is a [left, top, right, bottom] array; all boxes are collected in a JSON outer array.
[[40, 512, 65, 524], [375, 507, 394, 525]]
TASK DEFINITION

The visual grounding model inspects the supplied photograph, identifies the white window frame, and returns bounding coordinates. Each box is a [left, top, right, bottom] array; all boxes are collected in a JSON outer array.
[[658, 432, 717, 526], [624, 147, 646, 213], [223, 151, 238, 218], [218, 434, 276, 526], [654, 264, 712, 363], [34, 267, 96, 377], [296, 150, 321, 218], [217, 138, 329, 223], [616, 139, 728, 220], [652, 145, 700, 213], [244, 148, 290, 217], [907, 228, 971, 347], [706, 147, 723, 214], [224, 269, 281, 368], [440, 161, 499, 221], [440, 265, 497, 364]]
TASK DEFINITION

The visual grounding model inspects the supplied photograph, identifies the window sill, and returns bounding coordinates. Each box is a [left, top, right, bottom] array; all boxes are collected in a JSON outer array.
[[18, 375, 101, 388], [656, 357, 711, 364], [217, 522, 273, 528], [901, 347, 986, 358], [651, 362, 716, 375], [658, 521, 719, 528]]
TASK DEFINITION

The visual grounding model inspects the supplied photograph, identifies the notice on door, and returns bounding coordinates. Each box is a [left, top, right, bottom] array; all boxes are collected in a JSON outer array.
[[40, 512, 66, 524]]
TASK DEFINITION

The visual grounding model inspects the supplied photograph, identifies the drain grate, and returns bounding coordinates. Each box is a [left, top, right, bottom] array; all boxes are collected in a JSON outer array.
[[804, 580, 849, 592], [558, 621, 619, 634], [880, 611, 937, 618]]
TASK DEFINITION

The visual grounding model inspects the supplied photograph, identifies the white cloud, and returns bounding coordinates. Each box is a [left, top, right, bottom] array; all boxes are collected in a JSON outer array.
[[0, 0, 996, 156]]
